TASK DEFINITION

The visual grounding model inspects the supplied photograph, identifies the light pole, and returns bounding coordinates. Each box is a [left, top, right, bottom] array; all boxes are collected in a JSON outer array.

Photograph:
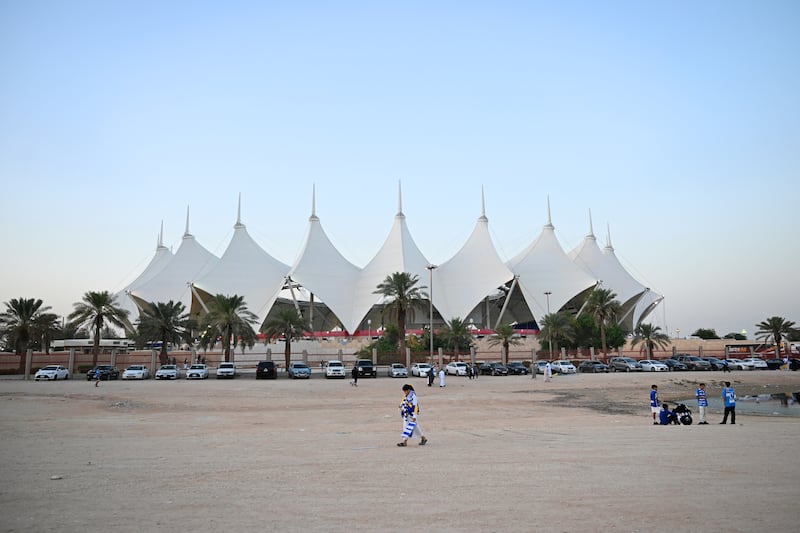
[[544, 291, 552, 359], [367, 319, 372, 345], [426, 264, 438, 365]]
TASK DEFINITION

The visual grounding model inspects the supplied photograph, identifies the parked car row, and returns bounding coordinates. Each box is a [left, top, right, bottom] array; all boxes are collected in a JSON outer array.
[[37, 355, 796, 385]]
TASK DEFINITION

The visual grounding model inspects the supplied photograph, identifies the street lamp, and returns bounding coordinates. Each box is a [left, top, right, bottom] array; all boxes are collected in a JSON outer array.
[[367, 319, 372, 343], [426, 264, 438, 365], [544, 291, 552, 359]]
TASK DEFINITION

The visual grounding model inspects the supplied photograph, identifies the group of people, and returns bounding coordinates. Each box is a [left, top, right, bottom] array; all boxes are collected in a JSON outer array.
[[650, 382, 737, 426], [425, 366, 448, 387]]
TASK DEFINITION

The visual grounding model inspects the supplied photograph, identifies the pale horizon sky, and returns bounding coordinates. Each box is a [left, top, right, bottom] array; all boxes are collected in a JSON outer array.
[[1, 1, 798, 340]]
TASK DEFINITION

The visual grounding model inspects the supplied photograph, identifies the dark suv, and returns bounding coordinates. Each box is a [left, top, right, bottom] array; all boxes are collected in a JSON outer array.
[[256, 361, 277, 379], [674, 354, 711, 371], [355, 359, 377, 378], [87, 365, 120, 381]]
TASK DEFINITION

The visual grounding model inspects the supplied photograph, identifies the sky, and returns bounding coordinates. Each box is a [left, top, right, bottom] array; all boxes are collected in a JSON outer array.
[[1, 1, 798, 339]]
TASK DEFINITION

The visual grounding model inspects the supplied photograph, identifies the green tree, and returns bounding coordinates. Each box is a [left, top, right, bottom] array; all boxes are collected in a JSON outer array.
[[0, 298, 52, 370], [136, 301, 192, 365], [438, 317, 473, 362], [584, 288, 622, 357], [755, 316, 798, 360], [261, 308, 309, 371], [723, 332, 747, 340], [67, 291, 132, 367], [199, 294, 258, 363], [488, 324, 523, 364], [692, 328, 720, 340], [539, 312, 575, 358], [33, 312, 61, 354], [373, 272, 427, 359], [631, 323, 671, 358]]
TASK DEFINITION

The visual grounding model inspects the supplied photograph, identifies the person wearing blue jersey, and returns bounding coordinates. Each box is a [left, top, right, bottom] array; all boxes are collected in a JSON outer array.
[[696, 383, 709, 424], [650, 385, 660, 425], [659, 402, 679, 425], [720, 381, 737, 424], [397, 384, 427, 447]]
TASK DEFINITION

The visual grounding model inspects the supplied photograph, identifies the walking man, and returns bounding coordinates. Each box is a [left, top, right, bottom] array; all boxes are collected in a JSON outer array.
[[397, 384, 427, 447], [696, 383, 708, 424], [350, 364, 358, 387], [720, 381, 736, 424]]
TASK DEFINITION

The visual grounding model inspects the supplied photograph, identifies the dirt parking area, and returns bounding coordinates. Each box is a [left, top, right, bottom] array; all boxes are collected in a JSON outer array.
[[1, 370, 798, 532]]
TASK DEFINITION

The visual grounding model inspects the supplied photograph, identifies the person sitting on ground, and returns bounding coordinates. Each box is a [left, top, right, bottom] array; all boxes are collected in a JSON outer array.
[[659, 402, 679, 425]]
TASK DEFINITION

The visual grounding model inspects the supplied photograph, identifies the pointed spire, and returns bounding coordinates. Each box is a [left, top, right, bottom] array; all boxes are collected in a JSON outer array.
[[544, 195, 554, 229], [157, 221, 165, 249], [234, 193, 245, 229], [479, 185, 487, 221], [397, 180, 404, 216], [183, 206, 193, 238], [605, 223, 614, 251], [588, 209, 595, 238], [309, 183, 319, 221]]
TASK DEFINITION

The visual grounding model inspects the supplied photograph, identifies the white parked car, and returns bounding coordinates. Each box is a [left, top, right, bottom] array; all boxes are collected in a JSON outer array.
[[639, 360, 669, 372], [215, 362, 236, 379], [155, 364, 180, 379], [550, 360, 576, 374], [34, 365, 70, 381], [727, 358, 753, 371], [122, 365, 150, 380], [186, 364, 209, 379], [411, 363, 433, 377], [325, 360, 346, 379], [742, 357, 768, 370], [445, 362, 469, 376], [387, 363, 408, 378]]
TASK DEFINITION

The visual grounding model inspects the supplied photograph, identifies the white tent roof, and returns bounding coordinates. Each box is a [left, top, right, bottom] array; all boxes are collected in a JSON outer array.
[[434, 190, 514, 323], [569, 214, 648, 327], [192, 197, 290, 324], [128, 209, 218, 313], [350, 185, 431, 333], [287, 189, 361, 332], [506, 201, 597, 320], [114, 223, 173, 322]]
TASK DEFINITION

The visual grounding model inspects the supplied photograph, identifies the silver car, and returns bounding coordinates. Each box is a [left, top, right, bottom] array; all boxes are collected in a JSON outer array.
[[388, 363, 408, 378]]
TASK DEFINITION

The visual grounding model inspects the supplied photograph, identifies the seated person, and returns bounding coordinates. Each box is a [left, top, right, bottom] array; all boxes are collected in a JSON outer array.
[[659, 402, 679, 425]]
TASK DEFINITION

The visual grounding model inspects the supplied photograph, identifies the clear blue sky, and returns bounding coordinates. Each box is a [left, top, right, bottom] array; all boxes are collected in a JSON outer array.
[[1, 1, 798, 339]]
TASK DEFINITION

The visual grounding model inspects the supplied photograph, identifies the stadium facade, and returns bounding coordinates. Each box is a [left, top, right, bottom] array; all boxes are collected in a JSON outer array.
[[117, 186, 662, 336]]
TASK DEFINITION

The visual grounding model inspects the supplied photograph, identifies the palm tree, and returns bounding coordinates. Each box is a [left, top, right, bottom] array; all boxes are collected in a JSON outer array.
[[199, 294, 258, 363], [68, 291, 132, 367], [374, 272, 427, 359], [584, 288, 622, 357], [33, 312, 61, 354], [631, 323, 670, 358], [488, 324, 524, 365], [539, 312, 575, 358], [438, 317, 473, 362], [137, 301, 191, 364], [261, 308, 309, 371], [755, 316, 798, 360], [0, 298, 52, 370]]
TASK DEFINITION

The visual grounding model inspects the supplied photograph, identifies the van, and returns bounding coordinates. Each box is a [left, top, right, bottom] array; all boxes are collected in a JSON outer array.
[[256, 361, 277, 379]]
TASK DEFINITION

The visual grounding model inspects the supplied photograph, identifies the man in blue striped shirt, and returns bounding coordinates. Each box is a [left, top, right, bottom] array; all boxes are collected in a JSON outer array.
[[696, 383, 708, 424]]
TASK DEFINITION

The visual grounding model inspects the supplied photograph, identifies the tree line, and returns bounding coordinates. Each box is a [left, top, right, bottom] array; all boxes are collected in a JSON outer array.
[[2, 274, 798, 371]]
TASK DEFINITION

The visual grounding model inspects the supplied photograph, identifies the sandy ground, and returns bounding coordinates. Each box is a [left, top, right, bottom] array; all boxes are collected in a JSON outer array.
[[1, 369, 799, 533]]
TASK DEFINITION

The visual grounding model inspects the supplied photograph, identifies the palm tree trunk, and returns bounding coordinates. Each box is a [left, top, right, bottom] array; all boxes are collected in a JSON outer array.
[[92, 325, 101, 367], [284, 340, 291, 371], [17, 342, 27, 371], [600, 326, 607, 357], [398, 311, 407, 360], [160, 341, 168, 365]]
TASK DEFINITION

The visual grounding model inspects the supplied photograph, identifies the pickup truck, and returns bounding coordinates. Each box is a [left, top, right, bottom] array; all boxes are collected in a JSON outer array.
[[355, 359, 377, 378]]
